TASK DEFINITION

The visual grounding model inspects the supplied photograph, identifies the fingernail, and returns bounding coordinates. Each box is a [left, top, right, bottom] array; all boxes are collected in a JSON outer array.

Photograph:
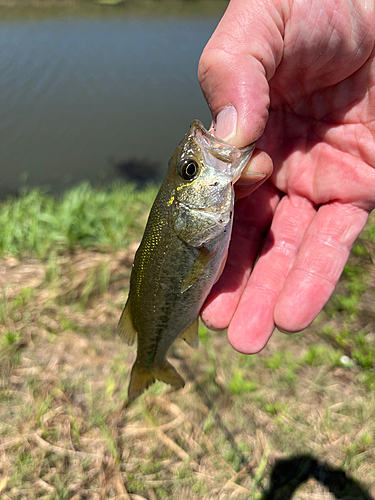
[[214, 105, 237, 142]]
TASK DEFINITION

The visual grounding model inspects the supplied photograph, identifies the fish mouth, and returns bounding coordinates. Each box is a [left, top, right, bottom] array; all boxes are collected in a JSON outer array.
[[189, 120, 255, 181]]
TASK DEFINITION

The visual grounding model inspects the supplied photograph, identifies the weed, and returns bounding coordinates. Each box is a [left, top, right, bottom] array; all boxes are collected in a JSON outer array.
[[280, 366, 297, 388], [202, 413, 215, 433], [192, 480, 210, 496], [358, 372, 375, 391], [353, 348, 374, 370], [351, 240, 369, 257], [263, 351, 284, 371], [229, 371, 257, 395], [59, 314, 77, 332], [335, 294, 360, 314], [11, 288, 35, 308], [342, 433, 373, 468], [80, 262, 111, 306], [9, 449, 35, 488], [1, 331, 21, 346], [100, 424, 120, 463], [299, 344, 332, 367], [264, 402, 286, 416]]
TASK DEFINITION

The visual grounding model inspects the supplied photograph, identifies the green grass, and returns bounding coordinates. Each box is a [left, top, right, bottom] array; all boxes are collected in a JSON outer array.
[[229, 371, 258, 395], [0, 182, 157, 258]]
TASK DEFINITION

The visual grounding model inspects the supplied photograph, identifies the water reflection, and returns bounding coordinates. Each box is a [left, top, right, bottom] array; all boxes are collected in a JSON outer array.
[[0, 2, 226, 194]]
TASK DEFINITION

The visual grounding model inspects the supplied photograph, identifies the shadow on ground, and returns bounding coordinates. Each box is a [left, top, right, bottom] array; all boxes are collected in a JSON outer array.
[[263, 454, 373, 500]]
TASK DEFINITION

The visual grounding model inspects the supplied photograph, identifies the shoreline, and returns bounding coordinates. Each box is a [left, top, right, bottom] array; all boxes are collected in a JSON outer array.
[[0, 0, 229, 16]]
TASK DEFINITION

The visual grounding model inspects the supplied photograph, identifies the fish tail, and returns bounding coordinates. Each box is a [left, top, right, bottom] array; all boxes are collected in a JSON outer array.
[[128, 360, 185, 400]]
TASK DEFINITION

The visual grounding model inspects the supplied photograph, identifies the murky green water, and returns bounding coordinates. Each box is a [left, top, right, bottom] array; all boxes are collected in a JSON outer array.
[[0, 1, 227, 194]]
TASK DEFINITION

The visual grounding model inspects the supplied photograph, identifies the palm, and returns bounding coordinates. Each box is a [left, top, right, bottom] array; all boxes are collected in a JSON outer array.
[[199, 0, 375, 353], [263, 59, 375, 209]]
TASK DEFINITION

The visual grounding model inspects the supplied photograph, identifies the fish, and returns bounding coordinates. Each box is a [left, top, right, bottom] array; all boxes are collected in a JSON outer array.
[[118, 119, 256, 400]]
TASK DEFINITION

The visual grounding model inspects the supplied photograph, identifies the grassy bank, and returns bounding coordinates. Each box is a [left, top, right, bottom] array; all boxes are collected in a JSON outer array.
[[0, 182, 374, 499], [0, 182, 158, 258]]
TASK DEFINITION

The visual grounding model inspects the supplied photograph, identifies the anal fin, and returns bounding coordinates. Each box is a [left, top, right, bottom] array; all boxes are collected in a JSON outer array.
[[128, 360, 185, 400], [117, 301, 137, 346], [180, 317, 199, 349]]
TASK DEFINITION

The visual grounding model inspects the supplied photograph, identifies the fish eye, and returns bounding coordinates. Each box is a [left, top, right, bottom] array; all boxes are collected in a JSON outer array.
[[178, 159, 199, 181]]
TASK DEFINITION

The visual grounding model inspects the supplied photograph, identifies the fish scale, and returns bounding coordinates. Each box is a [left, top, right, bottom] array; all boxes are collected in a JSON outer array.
[[118, 120, 256, 400]]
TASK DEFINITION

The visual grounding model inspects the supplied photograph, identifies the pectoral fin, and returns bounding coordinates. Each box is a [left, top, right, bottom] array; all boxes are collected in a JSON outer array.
[[180, 317, 199, 349], [181, 247, 213, 293], [117, 302, 137, 346]]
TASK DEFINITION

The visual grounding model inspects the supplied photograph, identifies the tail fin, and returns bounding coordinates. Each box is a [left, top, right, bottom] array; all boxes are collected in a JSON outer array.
[[128, 360, 185, 400]]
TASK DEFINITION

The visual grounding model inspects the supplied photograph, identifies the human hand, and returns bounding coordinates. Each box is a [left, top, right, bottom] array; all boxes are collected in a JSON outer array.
[[198, 0, 375, 353]]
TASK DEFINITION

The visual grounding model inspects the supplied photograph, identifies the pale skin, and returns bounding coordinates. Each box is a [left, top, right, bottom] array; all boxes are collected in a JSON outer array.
[[198, 0, 375, 353]]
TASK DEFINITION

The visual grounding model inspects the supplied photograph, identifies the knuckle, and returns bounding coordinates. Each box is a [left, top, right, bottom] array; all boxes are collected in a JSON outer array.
[[198, 46, 234, 87]]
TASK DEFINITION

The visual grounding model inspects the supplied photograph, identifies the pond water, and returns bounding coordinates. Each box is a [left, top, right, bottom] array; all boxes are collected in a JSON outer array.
[[0, 1, 227, 195]]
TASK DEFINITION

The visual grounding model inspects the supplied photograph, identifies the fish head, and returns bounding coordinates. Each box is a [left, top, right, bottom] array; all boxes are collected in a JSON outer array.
[[165, 120, 255, 247]]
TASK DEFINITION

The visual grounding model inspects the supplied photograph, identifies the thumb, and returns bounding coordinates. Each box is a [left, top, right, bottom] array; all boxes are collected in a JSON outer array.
[[198, 0, 285, 148]]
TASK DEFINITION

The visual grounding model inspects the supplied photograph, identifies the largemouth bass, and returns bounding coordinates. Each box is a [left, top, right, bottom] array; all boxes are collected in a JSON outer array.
[[118, 120, 256, 400]]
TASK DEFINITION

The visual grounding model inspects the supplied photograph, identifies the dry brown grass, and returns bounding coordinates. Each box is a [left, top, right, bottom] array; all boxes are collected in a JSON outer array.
[[0, 240, 374, 499]]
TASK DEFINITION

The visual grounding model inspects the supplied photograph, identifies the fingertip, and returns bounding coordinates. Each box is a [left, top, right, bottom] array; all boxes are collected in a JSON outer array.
[[226, 292, 275, 354], [199, 48, 270, 148], [235, 149, 273, 199], [227, 319, 274, 354], [240, 149, 273, 179], [200, 295, 232, 331], [200, 274, 243, 330], [273, 308, 313, 333], [274, 273, 335, 332]]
